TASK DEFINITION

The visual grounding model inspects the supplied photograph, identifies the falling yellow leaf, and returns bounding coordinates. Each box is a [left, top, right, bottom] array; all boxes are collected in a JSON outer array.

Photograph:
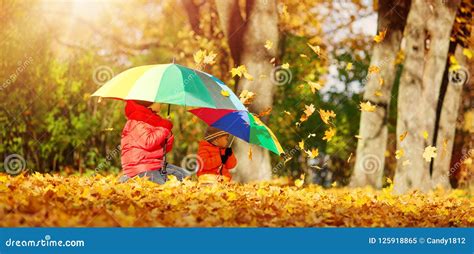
[[305, 148, 319, 159], [283, 111, 291, 116], [322, 128, 336, 142], [373, 28, 387, 43], [194, 50, 216, 65], [462, 48, 472, 59], [230, 65, 252, 80], [395, 50, 405, 65], [400, 131, 408, 141], [378, 77, 384, 86], [264, 40, 273, 50], [295, 174, 305, 188], [307, 43, 321, 55], [331, 181, 338, 187], [300, 104, 316, 122], [193, 49, 206, 64], [300, 54, 308, 58], [346, 62, 353, 70], [395, 149, 405, 159], [239, 89, 255, 105], [203, 52, 217, 65], [355, 135, 362, 139], [449, 55, 461, 72], [422, 130, 429, 140], [422, 146, 437, 162], [220, 90, 230, 97], [347, 153, 353, 163], [368, 65, 380, 74], [318, 109, 336, 125], [281, 63, 290, 69], [248, 147, 253, 160], [360, 101, 377, 112], [243, 72, 254, 81], [374, 90, 383, 97], [258, 108, 272, 117], [270, 57, 276, 64], [298, 140, 305, 150], [307, 133, 316, 138], [307, 81, 323, 94]]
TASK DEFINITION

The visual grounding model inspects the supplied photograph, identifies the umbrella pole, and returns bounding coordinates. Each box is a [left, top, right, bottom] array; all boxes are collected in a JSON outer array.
[[162, 104, 171, 174]]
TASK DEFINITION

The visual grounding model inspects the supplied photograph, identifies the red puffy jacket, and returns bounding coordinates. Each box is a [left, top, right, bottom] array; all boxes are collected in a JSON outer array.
[[121, 101, 174, 177], [197, 141, 237, 179]]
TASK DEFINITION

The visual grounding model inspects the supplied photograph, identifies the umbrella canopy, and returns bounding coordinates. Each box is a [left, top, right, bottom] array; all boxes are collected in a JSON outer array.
[[189, 108, 284, 155], [92, 63, 246, 110]]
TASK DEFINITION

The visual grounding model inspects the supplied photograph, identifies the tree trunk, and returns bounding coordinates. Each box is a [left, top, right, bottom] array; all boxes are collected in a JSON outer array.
[[216, 0, 279, 182], [394, 0, 459, 194], [431, 44, 468, 189], [350, 0, 409, 188]]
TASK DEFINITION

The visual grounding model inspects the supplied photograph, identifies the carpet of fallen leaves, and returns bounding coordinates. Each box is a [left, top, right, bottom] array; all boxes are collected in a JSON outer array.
[[0, 173, 473, 227]]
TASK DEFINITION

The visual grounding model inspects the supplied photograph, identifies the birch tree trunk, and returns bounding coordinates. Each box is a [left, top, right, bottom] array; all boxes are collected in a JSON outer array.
[[431, 45, 468, 189], [216, 0, 279, 182], [350, 0, 409, 188], [394, 0, 459, 194]]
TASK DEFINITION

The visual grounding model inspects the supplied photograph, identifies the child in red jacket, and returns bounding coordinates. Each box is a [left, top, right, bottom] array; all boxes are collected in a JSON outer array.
[[197, 127, 237, 183], [119, 100, 188, 184]]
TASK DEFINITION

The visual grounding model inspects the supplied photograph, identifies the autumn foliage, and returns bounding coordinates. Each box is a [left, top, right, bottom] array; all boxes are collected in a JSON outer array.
[[1, 173, 473, 227]]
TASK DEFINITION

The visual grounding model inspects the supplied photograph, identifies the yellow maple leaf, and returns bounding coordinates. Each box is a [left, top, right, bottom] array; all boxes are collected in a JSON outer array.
[[399, 131, 408, 141], [322, 127, 336, 142], [422, 130, 429, 140], [298, 140, 305, 150], [300, 104, 316, 122], [346, 62, 353, 70], [264, 40, 273, 50], [318, 109, 336, 124], [373, 28, 387, 43], [422, 146, 437, 162], [193, 50, 216, 65], [239, 89, 255, 105], [395, 149, 404, 159], [307, 43, 321, 55], [305, 148, 319, 158], [307, 81, 322, 94], [243, 72, 254, 81], [368, 65, 380, 74], [203, 51, 217, 65], [193, 49, 206, 64], [220, 90, 230, 97], [462, 48, 473, 59], [295, 174, 305, 188], [360, 101, 376, 112]]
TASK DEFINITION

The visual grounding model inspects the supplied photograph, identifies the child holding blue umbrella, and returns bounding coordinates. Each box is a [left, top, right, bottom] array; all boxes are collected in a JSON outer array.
[[197, 126, 237, 184]]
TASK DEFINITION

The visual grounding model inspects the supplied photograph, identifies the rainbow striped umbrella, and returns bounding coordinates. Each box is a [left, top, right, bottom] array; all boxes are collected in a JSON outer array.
[[92, 64, 246, 110], [189, 108, 284, 155]]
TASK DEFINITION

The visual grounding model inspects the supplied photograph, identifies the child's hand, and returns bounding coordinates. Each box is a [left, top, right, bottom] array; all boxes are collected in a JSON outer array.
[[221, 148, 232, 164], [224, 148, 232, 156]]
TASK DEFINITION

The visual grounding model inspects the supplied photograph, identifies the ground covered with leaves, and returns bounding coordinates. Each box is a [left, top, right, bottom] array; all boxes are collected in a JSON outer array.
[[0, 173, 473, 227]]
